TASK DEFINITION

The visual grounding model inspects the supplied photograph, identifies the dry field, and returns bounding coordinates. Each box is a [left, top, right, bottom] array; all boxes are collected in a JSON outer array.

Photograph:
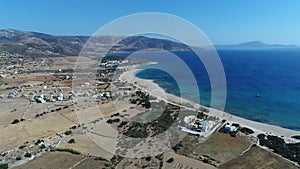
[[0, 99, 30, 125], [0, 107, 78, 151], [57, 134, 114, 160], [163, 150, 216, 169], [220, 146, 299, 169], [15, 152, 86, 169], [73, 158, 107, 169], [178, 132, 253, 163]]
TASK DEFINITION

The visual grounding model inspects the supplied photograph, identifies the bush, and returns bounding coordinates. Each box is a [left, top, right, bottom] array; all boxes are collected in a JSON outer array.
[[0, 163, 8, 169], [19, 145, 26, 149], [106, 118, 120, 124], [51, 148, 81, 155], [166, 158, 174, 163], [39, 144, 46, 149], [35, 139, 43, 145], [65, 130, 72, 135], [16, 156, 21, 160], [24, 152, 32, 158], [94, 157, 108, 161], [240, 127, 254, 135], [11, 119, 20, 124], [291, 135, 300, 140], [68, 139, 75, 144], [145, 157, 151, 161], [230, 132, 237, 137], [144, 101, 151, 109]]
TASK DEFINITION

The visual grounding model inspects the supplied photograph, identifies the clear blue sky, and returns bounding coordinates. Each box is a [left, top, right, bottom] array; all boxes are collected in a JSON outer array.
[[1, 0, 300, 45]]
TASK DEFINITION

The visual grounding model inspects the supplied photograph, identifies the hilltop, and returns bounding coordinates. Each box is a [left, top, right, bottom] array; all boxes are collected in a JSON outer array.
[[0, 29, 190, 57]]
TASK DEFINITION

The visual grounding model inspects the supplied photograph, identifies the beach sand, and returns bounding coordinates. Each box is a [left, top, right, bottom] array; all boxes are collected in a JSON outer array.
[[119, 64, 300, 142]]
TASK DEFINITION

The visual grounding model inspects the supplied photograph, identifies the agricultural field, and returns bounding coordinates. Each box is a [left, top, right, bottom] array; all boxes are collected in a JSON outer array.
[[220, 146, 299, 169], [177, 131, 253, 164]]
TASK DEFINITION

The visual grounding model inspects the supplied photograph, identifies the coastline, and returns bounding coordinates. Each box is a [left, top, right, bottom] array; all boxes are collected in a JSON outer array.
[[119, 63, 300, 142]]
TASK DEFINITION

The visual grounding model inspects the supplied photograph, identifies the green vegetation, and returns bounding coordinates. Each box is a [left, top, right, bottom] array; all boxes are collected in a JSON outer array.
[[123, 108, 178, 138], [50, 148, 81, 155], [68, 138, 75, 144], [110, 112, 120, 117], [130, 90, 151, 108], [94, 156, 108, 161], [197, 111, 207, 119], [24, 152, 32, 158], [19, 145, 26, 149], [0, 163, 8, 169], [166, 158, 174, 163], [35, 139, 43, 145], [258, 134, 300, 165], [11, 119, 20, 124], [240, 127, 254, 135], [64, 130, 72, 135], [106, 118, 120, 124], [291, 135, 300, 140], [39, 144, 46, 149]]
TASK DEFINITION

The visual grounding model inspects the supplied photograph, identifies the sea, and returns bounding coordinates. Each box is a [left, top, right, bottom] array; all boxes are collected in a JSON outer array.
[[109, 49, 300, 130]]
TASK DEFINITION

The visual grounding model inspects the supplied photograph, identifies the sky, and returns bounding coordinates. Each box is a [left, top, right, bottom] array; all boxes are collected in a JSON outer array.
[[1, 0, 300, 45]]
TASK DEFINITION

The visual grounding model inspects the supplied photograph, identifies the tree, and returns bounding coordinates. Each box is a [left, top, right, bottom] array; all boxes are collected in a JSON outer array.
[[166, 158, 174, 163], [65, 130, 72, 135], [145, 101, 151, 109], [68, 139, 75, 144], [24, 152, 32, 158], [11, 119, 20, 124], [0, 163, 8, 169]]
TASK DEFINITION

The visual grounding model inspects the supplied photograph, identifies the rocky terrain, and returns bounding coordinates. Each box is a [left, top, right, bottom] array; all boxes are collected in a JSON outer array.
[[0, 29, 190, 57]]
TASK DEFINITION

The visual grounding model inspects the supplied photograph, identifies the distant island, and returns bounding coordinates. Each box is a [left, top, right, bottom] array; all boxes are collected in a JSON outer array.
[[215, 41, 299, 50]]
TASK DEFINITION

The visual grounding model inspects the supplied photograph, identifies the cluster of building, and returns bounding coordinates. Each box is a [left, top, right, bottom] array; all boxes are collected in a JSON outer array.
[[182, 115, 211, 132], [99, 59, 128, 68]]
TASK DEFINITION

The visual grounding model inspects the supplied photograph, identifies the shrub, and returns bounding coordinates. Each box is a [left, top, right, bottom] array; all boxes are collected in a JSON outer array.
[[203, 159, 209, 163], [68, 139, 75, 144], [166, 158, 174, 163], [106, 118, 120, 124], [0, 163, 8, 169], [51, 148, 81, 155], [65, 130, 72, 135], [16, 156, 21, 160], [240, 127, 254, 135], [35, 139, 43, 145], [24, 152, 32, 158], [145, 157, 151, 161], [94, 157, 108, 161], [19, 145, 26, 149], [39, 144, 46, 149], [291, 135, 300, 140], [11, 119, 20, 124], [230, 132, 237, 137], [144, 101, 151, 109]]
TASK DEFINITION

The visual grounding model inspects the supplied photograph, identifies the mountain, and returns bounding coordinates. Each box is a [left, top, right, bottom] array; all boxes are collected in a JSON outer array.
[[215, 41, 299, 50], [0, 29, 190, 57]]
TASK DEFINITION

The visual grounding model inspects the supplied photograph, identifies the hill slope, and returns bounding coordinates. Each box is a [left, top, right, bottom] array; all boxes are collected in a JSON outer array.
[[0, 29, 190, 57]]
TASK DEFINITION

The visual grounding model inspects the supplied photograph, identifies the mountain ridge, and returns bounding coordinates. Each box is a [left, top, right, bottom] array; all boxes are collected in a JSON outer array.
[[0, 29, 190, 57]]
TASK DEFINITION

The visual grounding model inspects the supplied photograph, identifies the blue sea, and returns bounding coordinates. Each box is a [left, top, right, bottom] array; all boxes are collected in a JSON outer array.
[[112, 49, 300, 130]]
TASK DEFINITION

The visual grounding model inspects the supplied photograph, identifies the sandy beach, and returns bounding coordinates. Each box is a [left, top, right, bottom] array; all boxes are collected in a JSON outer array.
[[119, 64, 300, 142]]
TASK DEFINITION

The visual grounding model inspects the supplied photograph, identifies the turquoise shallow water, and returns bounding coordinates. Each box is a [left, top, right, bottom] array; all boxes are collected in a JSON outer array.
[[111, 49, 300, 130]]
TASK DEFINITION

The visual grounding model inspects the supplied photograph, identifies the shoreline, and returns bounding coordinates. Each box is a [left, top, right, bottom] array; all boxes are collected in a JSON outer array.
[[119, 63, 300, 142]]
